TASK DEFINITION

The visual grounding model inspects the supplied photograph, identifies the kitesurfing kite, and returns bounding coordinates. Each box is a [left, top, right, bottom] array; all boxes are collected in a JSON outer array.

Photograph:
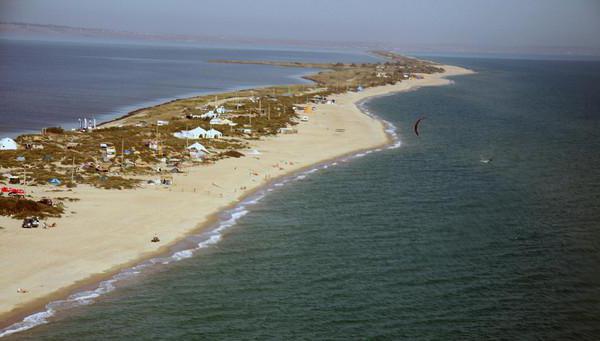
[[413, 117, 425, 136]]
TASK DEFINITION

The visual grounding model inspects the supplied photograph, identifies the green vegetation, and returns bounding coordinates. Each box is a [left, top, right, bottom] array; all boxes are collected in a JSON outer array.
[[0, 197, 64, 219], [0, 51, 443, 191]]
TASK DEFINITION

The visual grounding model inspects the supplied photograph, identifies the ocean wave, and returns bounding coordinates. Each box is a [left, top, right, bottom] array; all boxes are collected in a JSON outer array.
[[0, 95, 402, 338]]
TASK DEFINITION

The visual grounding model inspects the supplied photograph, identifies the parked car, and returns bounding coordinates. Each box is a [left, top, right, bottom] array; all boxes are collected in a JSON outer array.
[[22, 217, 41, 228], [1, 186, 25, 198]]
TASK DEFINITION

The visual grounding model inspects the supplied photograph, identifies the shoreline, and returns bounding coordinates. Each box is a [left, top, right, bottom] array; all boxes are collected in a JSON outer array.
[[3, 70, 317, 139], [97, 70, 317, 130], [0, 64, 473, 336]]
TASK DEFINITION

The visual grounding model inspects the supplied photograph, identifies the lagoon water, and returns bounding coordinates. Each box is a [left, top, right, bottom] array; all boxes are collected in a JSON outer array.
[[3, 47, 600, 339], [0, 38, 376, 137]]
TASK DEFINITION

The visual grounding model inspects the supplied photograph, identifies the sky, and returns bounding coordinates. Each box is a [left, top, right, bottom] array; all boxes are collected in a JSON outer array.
[[1, 0, 599, 54]]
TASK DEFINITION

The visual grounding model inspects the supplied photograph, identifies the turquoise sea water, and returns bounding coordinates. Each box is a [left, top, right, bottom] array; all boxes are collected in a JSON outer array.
[[4, 56, 600, 339]]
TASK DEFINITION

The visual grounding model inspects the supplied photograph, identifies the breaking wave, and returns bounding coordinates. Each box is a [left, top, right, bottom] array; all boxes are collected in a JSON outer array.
[[0, 96, 401, 338]]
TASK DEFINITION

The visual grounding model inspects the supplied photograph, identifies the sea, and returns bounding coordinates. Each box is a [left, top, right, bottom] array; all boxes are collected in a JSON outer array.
[[2, 39, 600, 340]]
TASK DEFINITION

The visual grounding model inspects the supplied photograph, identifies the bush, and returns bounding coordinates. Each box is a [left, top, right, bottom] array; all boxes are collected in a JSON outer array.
[[44, 127, 65, 134], [0, 197, 64, 219]]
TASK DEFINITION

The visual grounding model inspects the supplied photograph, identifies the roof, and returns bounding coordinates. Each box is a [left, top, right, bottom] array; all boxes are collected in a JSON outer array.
[[187, 142, 208, 152], [174, 127, 207, 139]]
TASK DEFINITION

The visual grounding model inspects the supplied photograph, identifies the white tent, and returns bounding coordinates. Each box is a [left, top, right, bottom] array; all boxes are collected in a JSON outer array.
[[187, 142, 209, 153], [209, 118, 226, 125], [0, 137, 17, 150], [216, 106, 227, 114], [200, 111, 217, 119], [210, 118, 237, 126], [173, 127, 207, 139], [205, 128, 223, 139]]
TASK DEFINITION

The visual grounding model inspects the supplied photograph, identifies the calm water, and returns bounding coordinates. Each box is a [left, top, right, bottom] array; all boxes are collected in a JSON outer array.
[[5, 56, 600, 339], [0, 38, 376, 136]]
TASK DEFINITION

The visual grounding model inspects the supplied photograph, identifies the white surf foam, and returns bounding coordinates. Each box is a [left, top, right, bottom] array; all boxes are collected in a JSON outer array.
[[0, 96, 403, 338]]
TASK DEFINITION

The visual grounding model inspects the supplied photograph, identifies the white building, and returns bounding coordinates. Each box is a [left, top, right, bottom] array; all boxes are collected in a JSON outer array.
[[187, 142, 207, 151], [210, 118, 237, 126], [200, 111, 217, 119], [205, 128, 223, 139], [174, 127, 207, 139], [187, 143, 208, 159], [0, 137, 17, 150]]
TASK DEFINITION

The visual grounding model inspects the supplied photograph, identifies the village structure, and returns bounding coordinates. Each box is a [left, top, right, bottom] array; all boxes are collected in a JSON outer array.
[[0, 51, 444, 222]]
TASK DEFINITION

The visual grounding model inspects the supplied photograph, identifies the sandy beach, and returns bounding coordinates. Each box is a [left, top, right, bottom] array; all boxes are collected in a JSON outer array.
[[0, 64, 473, 328]]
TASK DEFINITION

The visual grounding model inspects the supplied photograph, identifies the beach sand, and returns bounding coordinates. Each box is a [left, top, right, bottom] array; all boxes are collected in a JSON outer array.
[[0, 64, 473, 326]]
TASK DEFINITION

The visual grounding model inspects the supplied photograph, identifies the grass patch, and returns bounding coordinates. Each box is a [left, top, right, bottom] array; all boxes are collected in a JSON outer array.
[[0, 197, 64, 219]]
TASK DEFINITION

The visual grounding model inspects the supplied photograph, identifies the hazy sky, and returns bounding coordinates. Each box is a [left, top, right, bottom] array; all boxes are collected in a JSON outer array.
[[1, 0, 599, 51]]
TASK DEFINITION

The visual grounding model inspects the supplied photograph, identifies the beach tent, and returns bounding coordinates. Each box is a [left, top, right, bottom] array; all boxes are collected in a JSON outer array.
[[210, 118, 237, 127], [174, 127, 207, 139], [0, 137, 17, 150], [205, 129, 223, 139], [201, 111, 217, 119], [187, 142, 209, 153], [48, 178, 62, 186], [209, 118, 225, 125]]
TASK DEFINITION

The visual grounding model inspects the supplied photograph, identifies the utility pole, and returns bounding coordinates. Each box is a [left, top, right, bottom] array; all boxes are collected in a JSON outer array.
[[155, 124, 159, 158], [71, 156, 75, 184], [121, 138, 125, 170]]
